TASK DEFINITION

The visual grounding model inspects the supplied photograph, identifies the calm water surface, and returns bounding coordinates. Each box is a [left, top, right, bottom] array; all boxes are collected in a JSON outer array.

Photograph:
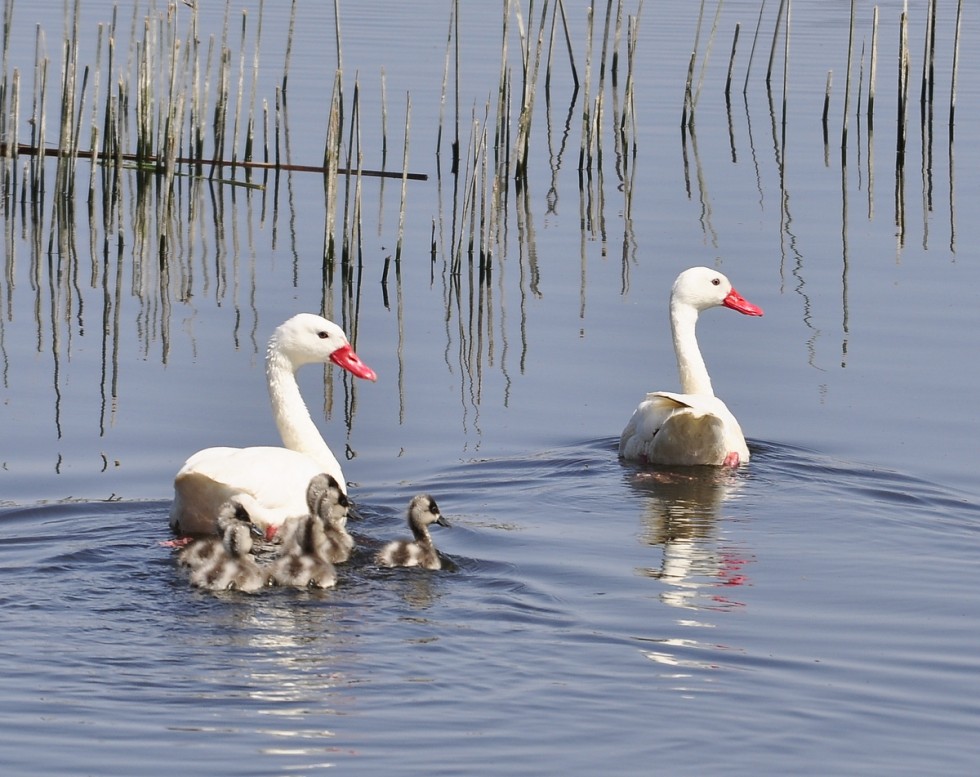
[[2, 1, 979, 774]]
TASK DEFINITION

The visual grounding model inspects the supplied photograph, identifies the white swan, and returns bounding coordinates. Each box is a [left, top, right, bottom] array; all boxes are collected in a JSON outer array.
[[169, 314, 377, 537], [619, 267, 763, 467], [376, 494, 450, 571]]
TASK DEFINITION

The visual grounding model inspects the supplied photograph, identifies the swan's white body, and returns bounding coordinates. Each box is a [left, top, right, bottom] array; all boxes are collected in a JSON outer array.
[[376, 494, 450, 571], [169, 314, 376, 537], [619, 267, 763, 467], [271, 474, 353, 589]]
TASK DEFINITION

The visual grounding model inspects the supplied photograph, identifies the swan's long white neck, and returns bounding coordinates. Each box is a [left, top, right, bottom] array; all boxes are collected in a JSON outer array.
[[670, 299, 715, 396], [266, 348, 343, 475]]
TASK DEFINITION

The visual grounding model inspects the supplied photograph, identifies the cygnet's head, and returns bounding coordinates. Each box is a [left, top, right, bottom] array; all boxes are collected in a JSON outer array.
[[216, 501, 262, 557], [407, 494, 450, 532], [306, 473, 350, 528]]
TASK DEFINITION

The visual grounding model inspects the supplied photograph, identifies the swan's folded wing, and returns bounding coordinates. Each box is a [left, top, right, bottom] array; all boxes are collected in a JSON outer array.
[[619, 393, 687, 459], [173, 447, 323, 533], [619, 392, 737, 465]]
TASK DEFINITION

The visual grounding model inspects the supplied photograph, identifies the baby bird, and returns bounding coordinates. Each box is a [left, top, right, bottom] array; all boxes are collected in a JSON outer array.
[[177, 502, 269, 593], [270, 473, 351, 588], [375, 494, 450, 571]]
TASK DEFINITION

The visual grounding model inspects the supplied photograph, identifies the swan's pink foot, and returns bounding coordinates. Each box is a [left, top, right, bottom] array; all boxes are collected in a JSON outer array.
[[722, 451, 741, 467], [160, 536, 193, 549], [264, 525, 279, 542]]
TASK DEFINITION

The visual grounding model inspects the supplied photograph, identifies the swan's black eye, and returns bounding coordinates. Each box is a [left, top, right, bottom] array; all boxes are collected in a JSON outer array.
[[711, 277, 721, 286], [317, 330, 330, 339]]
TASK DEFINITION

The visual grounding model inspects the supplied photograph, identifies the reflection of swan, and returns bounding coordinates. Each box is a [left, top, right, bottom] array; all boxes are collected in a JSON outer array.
[[178, 501, 269, 592], [376, 495, 450, 570], [169, 314, 377, 538], [630, 468, 750, 610], [271, 474, 351, 589], [619, 267, 763, 467]]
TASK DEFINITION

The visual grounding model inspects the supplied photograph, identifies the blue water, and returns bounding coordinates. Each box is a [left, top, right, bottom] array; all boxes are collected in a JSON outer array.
[[2, 440, 979, 775], [2, 0, 980, 774]]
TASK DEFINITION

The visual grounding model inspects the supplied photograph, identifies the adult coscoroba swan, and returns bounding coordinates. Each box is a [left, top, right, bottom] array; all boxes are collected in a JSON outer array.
[[619, 267, 763, 467], [169, 314, 377, 537]]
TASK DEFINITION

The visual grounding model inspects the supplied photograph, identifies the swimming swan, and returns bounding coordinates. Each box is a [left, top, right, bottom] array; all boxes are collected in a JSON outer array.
[[619, 267, 763, 467], [169, 314, 377, 538], [376, 494, 450, 571]]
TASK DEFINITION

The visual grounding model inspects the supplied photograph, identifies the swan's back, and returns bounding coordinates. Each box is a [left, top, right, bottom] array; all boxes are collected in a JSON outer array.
[[620, 392, 749, 466], [170, 447, 328, 536]]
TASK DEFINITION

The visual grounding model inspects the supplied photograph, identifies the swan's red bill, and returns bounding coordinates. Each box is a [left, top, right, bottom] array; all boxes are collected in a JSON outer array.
[[330, 344, 378, 381], [723, 287, 764, 317]]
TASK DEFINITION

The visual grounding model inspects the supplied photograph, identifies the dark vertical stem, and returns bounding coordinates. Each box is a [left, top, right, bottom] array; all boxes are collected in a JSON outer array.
[[725, 22, 740, 100]]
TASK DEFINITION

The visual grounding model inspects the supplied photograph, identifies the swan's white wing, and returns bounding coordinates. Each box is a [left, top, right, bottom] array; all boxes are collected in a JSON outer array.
[[170, 447, 329, 535], [619, 393, 681, 459], [619, 392, 749, 466]]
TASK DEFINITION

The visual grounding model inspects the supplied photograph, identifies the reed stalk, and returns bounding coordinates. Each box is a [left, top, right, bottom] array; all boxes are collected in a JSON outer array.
[[841, 0, 856, 156], [681, 50, 695, 129], [494, 0, 510, 172], [435, 0, 455, 170], [395, 92, 411, 265], [554, 0, 578, 90], [621, 3, 641, 152], [513, 0, 549, 183], [332, 0, 343, 72], [281, 0, 296, 96], [229, 10, 247, 168], [867, 5, 878, 131], [322, 70, 342, 264], [949, 0, 963, 134], [580, 5, 595, 170], [743, 0, 767, 93], [380, 68, 388, 168], [31, 26, 47, 203], [684, 0, 705, 122], [350, 93, 365, 274], [766, 0, 786, 88], [612, 0, 624, 90], [598, 0, 614, 99], [896, 2, 909, 167], [895, 1, 909, 243], [693, 0, 723, 109], [920, 0, 935, 117], [725, 22, 739, 100], [246, 0, 265, 167], [340, 77, 360, 264], [780, 0, 790, 145], [822, 70, 832, 148]]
